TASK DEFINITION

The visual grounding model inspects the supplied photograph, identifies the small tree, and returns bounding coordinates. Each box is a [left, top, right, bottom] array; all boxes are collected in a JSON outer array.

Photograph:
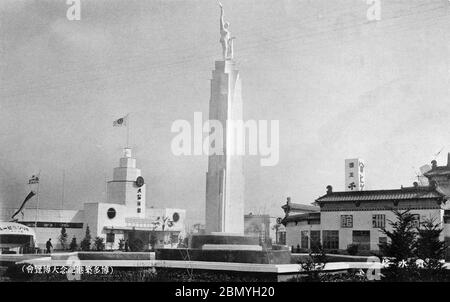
[[347, 243, 359, 256], [118, 239, 125, 251], [415, 218, 447, 281], [80, 225, 92, 251], [378, 210, 419, 281], [294, 243, 327, 282], [58, 226, 68, 250], [379, 210, 417, 260], [93, 237, 105, 251], [149, 231, 158, 251], [69, 237, 78, 251]]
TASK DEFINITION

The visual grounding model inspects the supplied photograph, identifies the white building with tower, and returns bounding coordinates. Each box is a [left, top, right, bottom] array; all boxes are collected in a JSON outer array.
[[1, 147, 186, 252]]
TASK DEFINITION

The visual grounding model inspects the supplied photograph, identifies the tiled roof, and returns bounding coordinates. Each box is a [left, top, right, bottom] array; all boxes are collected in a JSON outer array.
[[281, 203, 319, 212], [282, 212, 320, 224], [316, 187, 446, 203], [424, 166, 450, 176]]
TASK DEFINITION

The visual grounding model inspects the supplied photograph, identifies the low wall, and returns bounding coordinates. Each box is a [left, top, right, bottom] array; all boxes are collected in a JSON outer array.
[[291, 253, 373, 263], [51, 252, 154, 261], [156, 248, 291, 264]]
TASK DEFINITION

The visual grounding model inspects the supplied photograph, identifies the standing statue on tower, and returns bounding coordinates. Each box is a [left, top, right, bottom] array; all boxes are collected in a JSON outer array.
[[219, 2, 235, 60]]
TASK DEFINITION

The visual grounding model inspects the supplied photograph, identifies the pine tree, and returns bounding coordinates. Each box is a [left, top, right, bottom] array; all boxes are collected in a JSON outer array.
[[80, 225, 91, 251], [58, 226, 68, 250], [149, 231, 158, 251], [69, 237, 78, 251], [378, 210, 419, 281], [415, 218, 447, 280]]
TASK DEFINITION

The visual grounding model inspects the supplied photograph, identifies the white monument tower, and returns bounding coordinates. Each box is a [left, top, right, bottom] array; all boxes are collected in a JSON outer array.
[[205, 3, 244, 234]]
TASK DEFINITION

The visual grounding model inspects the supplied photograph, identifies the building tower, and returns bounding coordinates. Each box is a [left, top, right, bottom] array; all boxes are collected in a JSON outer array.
[[106, 147, 146, 218], [345, 158, 365, 191]]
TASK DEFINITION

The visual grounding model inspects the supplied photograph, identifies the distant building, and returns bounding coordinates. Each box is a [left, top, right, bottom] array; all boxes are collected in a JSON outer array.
[[244, 213, 271, 244], [244, 213, 286, 245], [424, 155, 450, 196], [281, 197, 320, 215], [190, 223, 206, 235]]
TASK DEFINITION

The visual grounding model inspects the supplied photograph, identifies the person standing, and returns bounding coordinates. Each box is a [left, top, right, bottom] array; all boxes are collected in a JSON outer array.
[[46, 238, 53, 254]]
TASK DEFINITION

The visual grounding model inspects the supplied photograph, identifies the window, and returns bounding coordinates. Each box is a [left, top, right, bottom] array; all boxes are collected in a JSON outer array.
[[277, 231, 286, 245], [341, 215, 353, 228], [107, 208, 116, 219], [352, 230, 370, 250], [301, 231, 309, 249], [323, 231, 339, 250], [349, 162, 354, 168], [372, 214, 386, 228], [349, 172, 354, 178], [137, 208, 141, 213], [310, 230, 321, 249], [106, 232, 115, 243], [411, 214, 420, 228], [137, 202, 141, 206]]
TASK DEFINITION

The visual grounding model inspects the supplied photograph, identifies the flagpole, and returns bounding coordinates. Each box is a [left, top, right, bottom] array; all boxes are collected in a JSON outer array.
[[126, 120, 129, 148], [34, 171, 41, 231], [126, 113, 131, 148], [61, 169, 65, 221]]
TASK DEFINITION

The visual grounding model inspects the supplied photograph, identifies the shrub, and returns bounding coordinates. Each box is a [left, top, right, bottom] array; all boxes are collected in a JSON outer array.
[[80, 225, 92, 251], [93, 237, 105, 251], [118, 239, 125, 251], [347, 244, 359, 256], [149, 231, 158, 251], [130, 238, 145, 252], [69, 237, 78, 251]]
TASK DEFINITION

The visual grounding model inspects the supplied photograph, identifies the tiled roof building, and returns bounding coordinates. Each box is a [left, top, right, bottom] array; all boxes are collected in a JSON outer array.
[[282, 182, 449, 253]]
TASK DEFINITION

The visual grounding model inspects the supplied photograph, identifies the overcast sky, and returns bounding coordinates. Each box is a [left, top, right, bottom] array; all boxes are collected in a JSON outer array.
[[1, 0, 450, 226]]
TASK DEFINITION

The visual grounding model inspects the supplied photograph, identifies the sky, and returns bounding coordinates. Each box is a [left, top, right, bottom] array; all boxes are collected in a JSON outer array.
[[1, 0, 450, 226]]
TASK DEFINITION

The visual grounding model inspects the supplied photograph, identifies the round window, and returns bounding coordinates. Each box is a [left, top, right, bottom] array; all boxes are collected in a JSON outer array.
[[172, 212, 180, 222], [135, 176, 145, 187], [107, 208, 116, 219]]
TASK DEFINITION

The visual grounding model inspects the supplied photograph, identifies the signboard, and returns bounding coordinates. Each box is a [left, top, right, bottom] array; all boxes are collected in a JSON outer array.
[[0, 222, 35, 236], [345, 158, 365, 191], [19, 221, 83, 229]]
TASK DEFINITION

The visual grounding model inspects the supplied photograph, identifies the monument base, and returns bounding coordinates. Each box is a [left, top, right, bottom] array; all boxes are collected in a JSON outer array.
[[155, 233, 291, 264], [202, 244, 263, 251], [155, 248, 291, 264], [189, 233, 259, 249]]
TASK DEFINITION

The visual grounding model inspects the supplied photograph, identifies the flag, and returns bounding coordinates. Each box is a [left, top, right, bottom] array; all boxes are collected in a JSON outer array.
[[11, 191, 36, 220], [28, 175, 39, 184], [113, 115, 128, 127]]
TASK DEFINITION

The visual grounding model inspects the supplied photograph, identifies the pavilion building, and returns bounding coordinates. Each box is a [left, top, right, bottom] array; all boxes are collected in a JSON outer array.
[[1, 148, 185, 251]]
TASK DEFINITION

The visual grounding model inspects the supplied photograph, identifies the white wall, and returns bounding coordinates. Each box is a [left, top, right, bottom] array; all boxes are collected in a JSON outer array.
[[285, 209, 444, 251]]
